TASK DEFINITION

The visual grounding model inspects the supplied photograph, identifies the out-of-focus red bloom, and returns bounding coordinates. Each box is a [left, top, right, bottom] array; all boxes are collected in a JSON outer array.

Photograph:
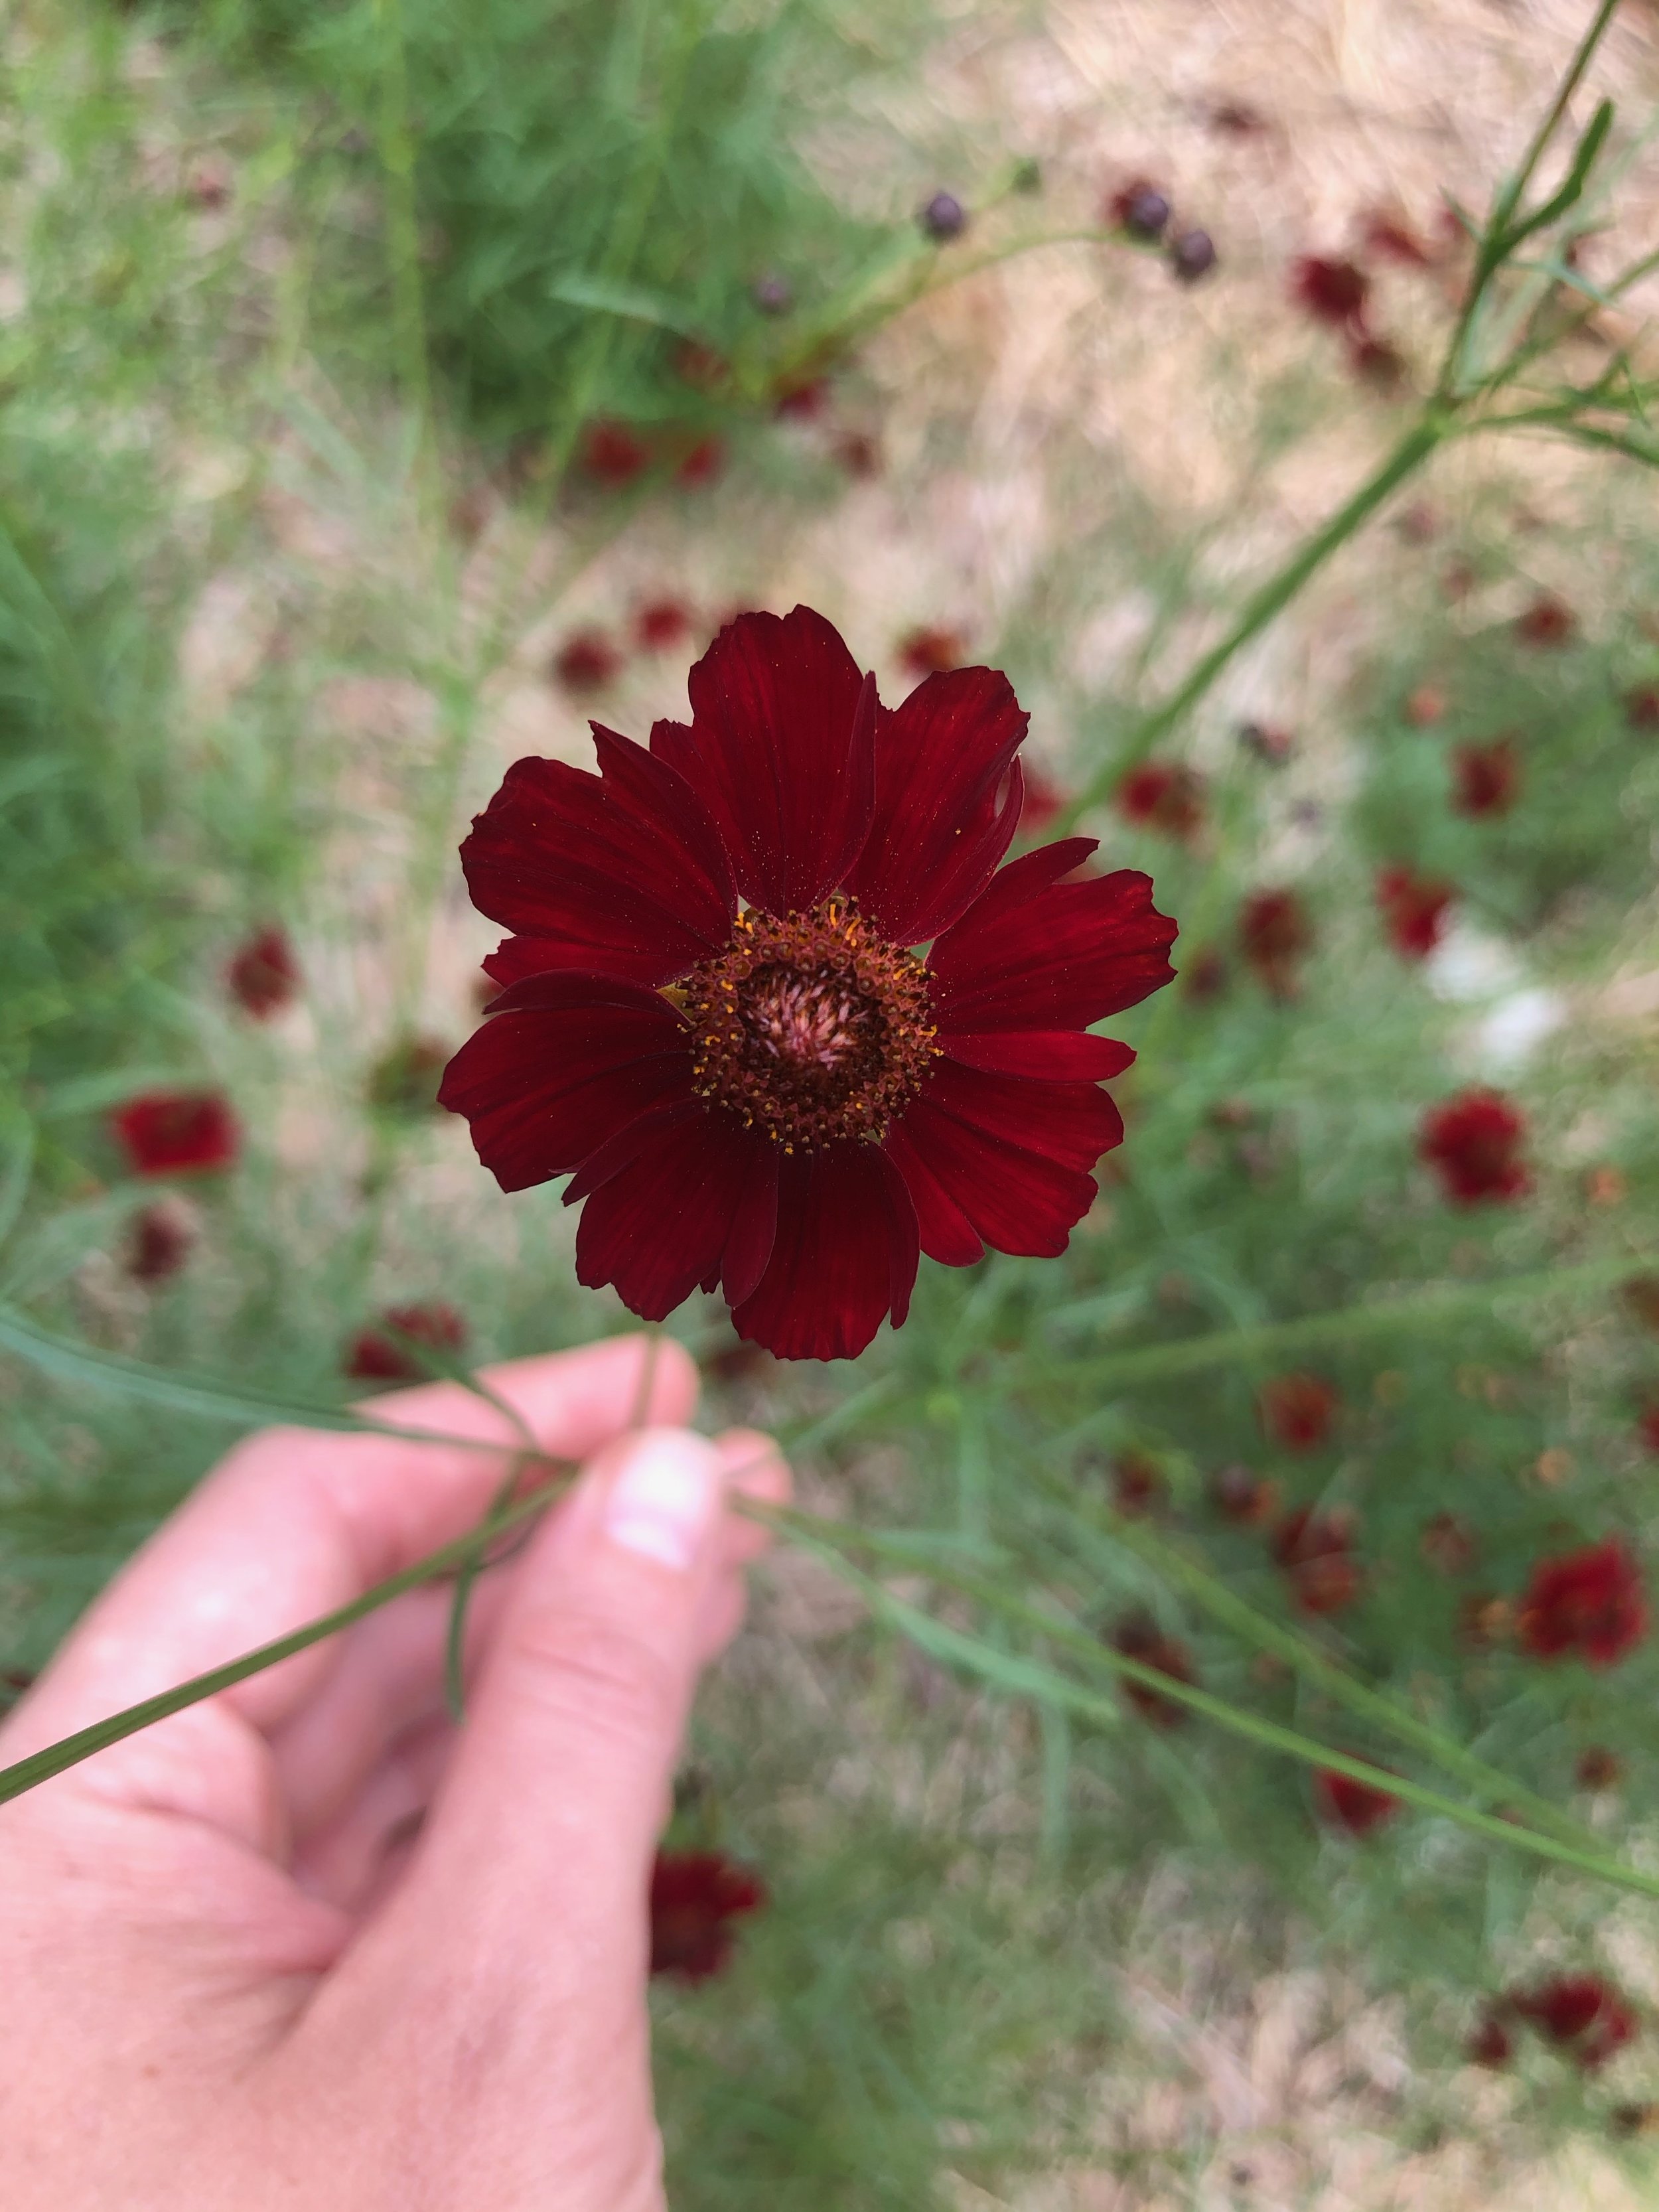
[[897, 625, 969, 680], [674, 437, 723, 489], [1516, 1539, 1646, 1668], [1361, 210, 1434, 267], [1376, 866, 1454, 960], [649, 1850, 766, 1981], [673, 340, 729, 392], [1640, 1403, 1659, 1455], [1109, 179, 1172, 240], [1575, 1745, 1624, 1792], [1417, 1087, 1530, 1206], [1451, 737, 1521, 817], [1512, 1975, 1638, 2069], [1516, 592, 1575, 648], [439, 606, 1177, 1360], [634, 597, 694, 653], [1624, 683, 1659, 731], [1116, 762, 1204, 840], [1274, 1504, 1360, 1616], [551, 629, 621, 694], [345, 1302, 469, 1386], [1210, 1462, 1279, 1524], [1348, 336, 1406, 392], [1112, 1450, 1165, 1518], [1260, 1372, 1339, 1453], [1182, 946, 1228, 999], [1292, 255, 1370, 329], [1112, 1616, 1196, 1727], [1018, 768, 1066, 838], [833, 430, 881, 479], [581, 420, 651, 487], [1238, 888, 1311, 997], [226, 924, 300, 1018], [111, 1090, 238, 1177], [1313, 1766, 1400, 1836], [774, 374, 830, 421], [1420, 1511, 1477, 1576], [1467, 2012, 1514, 2067], [127, 1199, 195, 1282]]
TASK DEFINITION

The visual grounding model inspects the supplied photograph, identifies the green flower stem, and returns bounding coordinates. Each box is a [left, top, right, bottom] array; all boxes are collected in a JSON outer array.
[[1056, 413, 1449, 826], [765, 1504, 1659, 1904], [372, 0, 436, 507], [1020, 1468, 1595, 1850]]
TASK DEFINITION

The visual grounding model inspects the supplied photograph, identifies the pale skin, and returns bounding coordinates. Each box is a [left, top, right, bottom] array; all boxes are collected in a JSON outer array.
[[0, 1335, 789, 2210]]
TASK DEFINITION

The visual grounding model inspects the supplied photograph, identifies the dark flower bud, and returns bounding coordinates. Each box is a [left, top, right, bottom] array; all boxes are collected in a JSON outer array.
[[919, 190, 968, 242], [1168, 228, 1217, 283], [1110, 180, 1171, 240], [1238, 719, 1292, 764], [751, 271, 793, 316]]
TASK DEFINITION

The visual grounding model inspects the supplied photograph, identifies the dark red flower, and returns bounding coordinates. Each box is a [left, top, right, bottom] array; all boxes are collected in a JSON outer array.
[[1017, 769, 1066, 838], [1417, 1087, 1530, 1206], [111, 1090, 238, 1177], [1116, 762, 1204, 840], [581, 420, 651, 488], [1112, 1616, 1196, 1727], [1181, 947, 1228, 1000], [673, 340, 729, 393], [1274, 1505, 1360, 1615], [1452, 737, 1521, 817], [1624, 684, 1659, 731], [226, 925, 300, 1018], [1575, 1745, 1624, 1792], [1210, 1462, 1279, 1524], [1516, 1539, 1646, 1668], [833, 429, 881, 478], [1348, 335, 1407, 393], [126, 1199, 195, 1282], [674, 437, 723, 489], [1313, 1766, 1400, 1836], [634, 597, 695, 653], [1512, 1975, 1638, 2069], [552, 630, 621, 694], [1292, 255, 1370, 329], [649, 1849, 765, 1981], [439, 607, 1177, 1359], [1260, 1373, 1339, 1453], [1238, 888, 1311, 997], [774, 375, 831, 421], [1111, 1451, 1165, 1518], [897, 625, 969, 680], [1110, 179, 1172, 240], [1467, 2012, 1514, 2067], [1375, 867, 1454, 960], [345, 1302, 469, 1386], [1516, 592, 1575, 648]]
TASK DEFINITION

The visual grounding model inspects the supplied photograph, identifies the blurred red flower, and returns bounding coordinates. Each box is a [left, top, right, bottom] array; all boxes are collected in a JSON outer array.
[[1210, 1461, 1279, 1524], [1375, 866, 1454, 960], [439, 607, 1177, 1359], [1018, 767, 1066, 838], [226, 925, 300, 1019], [1348, 336, 1406, 393], [551, 629, 621, 694], [1238, 888, 1311, 997], [1274, 1504, 1360, 1615], [345, 1302, 469, 1386], [1112, 1616, 1196, 1727], [675, 437, 724, 489], [774, 374, 830, 421], [1417, 1087, 1530, 1205], [1313, 1766, 1399, 1836], [634, 597, 694, 652], [1260, 1373, 1339, 1452], [1452, 737, 1521, 817], [650, 1850, 766, 1981], [1116, 762, 1204, 840], [1515, 592, 1575, 648], [1624, 683, 1659, 731], [111, 1090, 238, 1177], [1291, 255, 1370, 329], [833, 429, 881, 478], [1467, 2012, 1514, 2067], [1111, 1450, 1165, 1518], [126, 1199, 195, 1282], [1575, 1745, 1624, 1792], [1516, 1539, 1646, 1668], [1512, 1974, 1638, 2069], [580, 420, 650, 487], [897, 625, 969, 679]]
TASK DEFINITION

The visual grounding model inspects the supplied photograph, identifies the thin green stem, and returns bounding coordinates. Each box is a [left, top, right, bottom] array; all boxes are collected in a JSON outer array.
[[372, 0, 435, 506]]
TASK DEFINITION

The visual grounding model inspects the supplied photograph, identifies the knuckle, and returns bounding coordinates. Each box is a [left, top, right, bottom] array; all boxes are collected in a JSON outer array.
[[502, 1606, 682, 1752]]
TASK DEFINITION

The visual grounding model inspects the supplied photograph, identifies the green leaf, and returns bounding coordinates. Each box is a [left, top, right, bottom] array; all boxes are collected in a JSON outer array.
[[547, 270, 709, 340]]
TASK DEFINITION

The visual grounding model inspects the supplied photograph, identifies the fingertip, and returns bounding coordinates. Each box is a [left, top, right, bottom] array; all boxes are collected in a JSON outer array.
[[713, 1427, 790, 1505]]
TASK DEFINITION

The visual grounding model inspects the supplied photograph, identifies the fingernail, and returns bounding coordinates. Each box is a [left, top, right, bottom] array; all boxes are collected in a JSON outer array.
[[603, 1430, 723, 1572]]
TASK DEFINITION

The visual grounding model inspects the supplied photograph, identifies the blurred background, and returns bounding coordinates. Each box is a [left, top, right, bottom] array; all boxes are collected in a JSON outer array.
[[7, 0, 1659, 2203]]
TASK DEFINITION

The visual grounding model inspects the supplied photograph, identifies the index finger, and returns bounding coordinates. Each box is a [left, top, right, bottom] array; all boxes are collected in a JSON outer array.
[[11, 1334, 698, 1754]]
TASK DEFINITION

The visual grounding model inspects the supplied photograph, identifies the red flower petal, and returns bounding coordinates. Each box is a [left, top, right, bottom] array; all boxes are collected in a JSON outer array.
[[651, 608, 876, 917], [110, 1090, 239, 1177], [843, 666, 1027, 944], [437, 974, 693, 1193], [888, 1082, 1106, 1258], [929, 844, 1177, 1031], [881, 1120, 985, 1264], [462, 732, 735, 989], [732, 1144, 918, 1359], [575, 1110, 769, 1323], [940, 1031, 1135, 1080], [921, 1057, 1124, 1171]]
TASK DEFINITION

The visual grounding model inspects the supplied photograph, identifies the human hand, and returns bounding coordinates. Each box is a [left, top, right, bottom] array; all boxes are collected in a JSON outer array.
[[0, 1334, 788, 2211]]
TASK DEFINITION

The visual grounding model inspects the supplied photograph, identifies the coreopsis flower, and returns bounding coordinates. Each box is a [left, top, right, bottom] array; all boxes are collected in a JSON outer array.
[[439, 607, 1177, 1359], [1575, 1745, 1624, 1792], [1292, 255, 1370, 329], [111, 1090, 238, 1177], [920, 190, 968, 242], [1516, 1539, 1646, 1668], [1259, 1372, 1338, 1452], [634, 597, 694, 653], [1273, 1505, 1361, 1616], [1313, 1767, 1399, 1836], [1515, 591, 1575, 648], [649, 1850, 766, 1981], [1111, 1451, 1165, 1518], [1467, 2012, 1514, 2067], [126, 1199, 195, 1283], [1238, 887, 1311, 997], [674, 437, 723, 489], [1181, 946, 1227, 1000], [1375, 866, 1454, 959], [1417, 1087, 1530, 1206], [1512, 1975, 1638, 2069], [551, 630, 621, 694], [581, 420, 651, 487], [773, 374, 830, 421], [1112, 1616, 1196, 1727], [1116, 762, 1204, 840], [226, 924, 300, 1018], [1110, 179, 1171, 240], [1452, 736, 1520, 817], [1624, 683, 1659, 731], [1168, 228, 1217, 282], [897, 625, 968, 680], [345, 1303, 468, 1386], [1210, 1462, 1279, 1524]]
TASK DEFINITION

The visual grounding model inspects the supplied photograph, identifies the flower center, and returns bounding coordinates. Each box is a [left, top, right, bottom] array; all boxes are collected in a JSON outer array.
[[682, 899, 937, 1149]]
